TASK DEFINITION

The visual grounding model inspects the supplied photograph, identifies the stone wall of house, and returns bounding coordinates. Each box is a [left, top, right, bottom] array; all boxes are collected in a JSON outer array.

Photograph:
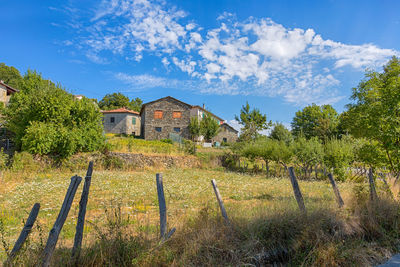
[[103, 113, 141, 136], [142, 98, 191, 140], [214, 125, 238, 143]]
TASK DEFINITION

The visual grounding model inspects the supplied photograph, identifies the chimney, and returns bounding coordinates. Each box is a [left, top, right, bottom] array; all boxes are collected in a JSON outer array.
[[202, 103, 205, 109]]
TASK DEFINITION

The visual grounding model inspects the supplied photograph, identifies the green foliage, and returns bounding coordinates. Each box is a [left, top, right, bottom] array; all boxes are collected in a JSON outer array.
[[5, 70, 105, 158], [99, 93, 142, 112], [183, 140, 196, 155], [235, 102, 271, 141], [270, 123, 293, 145], [291, 103, 340, 141], [188, 117, 201, 140], [292, 136, 324, 178], [354, 138, 387, 169], [324, 138, 354, 181], [0, 63, 23, 89], [10, 151, 38, 172], [0, 148, 8, 170], [160, 139, 173, 144], [200, 113, 220, 142], [344, 56, 400, 174]]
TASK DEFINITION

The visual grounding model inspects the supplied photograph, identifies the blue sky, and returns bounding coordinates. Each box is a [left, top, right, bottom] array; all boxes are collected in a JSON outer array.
[[1, 0, 399, 130]]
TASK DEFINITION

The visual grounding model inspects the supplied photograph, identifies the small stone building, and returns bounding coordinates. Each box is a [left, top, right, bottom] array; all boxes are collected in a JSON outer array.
[[140, 96, 192, 140], [214, 123, 239, 143], [101, 108, 141, 136], [0, 80, 18, 106]]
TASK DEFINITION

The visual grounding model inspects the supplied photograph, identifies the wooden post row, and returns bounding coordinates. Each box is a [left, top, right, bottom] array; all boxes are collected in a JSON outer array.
[[5, 203, 40, 264], [72, 161, 94, 260], [42, 175, 82, 267], [327, 173, 344, 208], [288, 167, 307, 214], [368, 168, 378, 201], [211, 179, 230, 224]]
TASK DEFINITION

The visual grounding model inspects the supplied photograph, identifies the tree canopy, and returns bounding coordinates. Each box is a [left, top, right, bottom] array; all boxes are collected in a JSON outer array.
[[235, 102, 270, 141], [5, 69, 105, 158], [270, 123, 293, 145], [0, 63, 23, 89], [99, 93, 142, 112], [344, 56, 400, 175], [200, 113, 220, 142], [291, 103, 340, 141]]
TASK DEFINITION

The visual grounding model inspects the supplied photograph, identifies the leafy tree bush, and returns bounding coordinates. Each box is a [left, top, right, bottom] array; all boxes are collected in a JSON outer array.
[[5, 70, 105, 158], [235, 102, 271, 141], [99, 93, 142, 112], [200, 113, 220, 142], [292, 136, 324, 179], [188, 117, 201, 141], [292, 104, 340, 141], [324, 138, 354, 181], [343, 57, 400, 177], [270, 123, 293, 145]]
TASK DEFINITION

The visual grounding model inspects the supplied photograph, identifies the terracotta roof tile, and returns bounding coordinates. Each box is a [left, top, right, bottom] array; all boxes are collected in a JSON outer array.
[[101, 107, 139, 115]]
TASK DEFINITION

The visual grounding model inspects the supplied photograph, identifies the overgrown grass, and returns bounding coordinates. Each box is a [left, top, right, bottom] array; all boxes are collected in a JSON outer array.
[[106, 135, 184, 155], [0, 168, 399, 266]]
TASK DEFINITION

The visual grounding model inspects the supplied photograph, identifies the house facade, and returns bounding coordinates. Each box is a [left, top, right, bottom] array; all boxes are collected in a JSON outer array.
[[0, 80, 18, 106], [140, 96, 238, 143], [140, 96, 192, 140], [214, 123, 239, 144], [101, 108, 141, 136]]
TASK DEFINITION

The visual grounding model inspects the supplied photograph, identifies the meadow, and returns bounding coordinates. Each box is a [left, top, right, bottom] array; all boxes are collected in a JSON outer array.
[[0, 165, 398, 266]]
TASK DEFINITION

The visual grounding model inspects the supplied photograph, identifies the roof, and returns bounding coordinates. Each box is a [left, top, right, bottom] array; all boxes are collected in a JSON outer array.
[[141, 96, 224, 122], [101, 107, 140, 115], [0, 80, 19, 93], [140, 96, 193, 114], [221, 123, 239, 133]]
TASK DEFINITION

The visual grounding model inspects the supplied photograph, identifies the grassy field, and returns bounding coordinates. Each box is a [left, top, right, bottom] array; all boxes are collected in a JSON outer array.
[[0, 167, 398, 266]]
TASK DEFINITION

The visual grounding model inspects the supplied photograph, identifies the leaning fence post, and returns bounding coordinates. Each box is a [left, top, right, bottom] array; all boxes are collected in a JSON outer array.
[[368, 168, 378, 201], [288, 167, 306, 214], [72, 161, 93, 261], [211, 179, 230, 224], [156, 173, 167, 239], [327, 173, 344, 208], [5, 203, 40, 263], [42, 175, 82, 267]]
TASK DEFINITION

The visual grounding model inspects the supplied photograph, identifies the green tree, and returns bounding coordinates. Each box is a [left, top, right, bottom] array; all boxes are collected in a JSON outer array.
[[292, 136, 324, 179], [0, 62, 23, 88], [291, 104, 340, 141], [188, 117, 201, 141], [99, 93, 130, 110], [235, 102, 270, 141], [324, 138, 354, 181], [5, 70, 105, 158], [344, 56, 400, 176], [200, 113, 220, 142], [270, 123, 293, 145], [129, 97, 143, 112]]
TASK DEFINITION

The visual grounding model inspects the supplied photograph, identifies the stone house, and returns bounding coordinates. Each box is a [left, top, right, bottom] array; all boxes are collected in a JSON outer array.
[[101, 107, 141, 136], [140, 96, 192, 140], [214, 123, 239, 144], [0, 80, 18, 106], [140, 96, 238, 143]]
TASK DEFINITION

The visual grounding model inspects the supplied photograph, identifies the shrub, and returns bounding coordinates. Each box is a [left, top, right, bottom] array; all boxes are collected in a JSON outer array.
[[183, 140, 196, 155], [160, 139, 173, 144], [10, 151, 38, 172], [324, 138, 354, 181], [0, 148, 8, 170]]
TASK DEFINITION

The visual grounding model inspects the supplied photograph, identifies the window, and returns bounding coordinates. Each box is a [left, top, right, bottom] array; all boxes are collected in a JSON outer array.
[[173, 111, 182, 118], [132, 117, 136, 125], [155, 127, 162, 132], [223, 138, 227, 143], [110, 117, 115, 123], [154, 110, 163, 119], [173, 127, 181, 133]]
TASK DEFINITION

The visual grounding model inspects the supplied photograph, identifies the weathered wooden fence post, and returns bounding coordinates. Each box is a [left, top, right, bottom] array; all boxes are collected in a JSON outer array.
[[288, 167, 306, 214], [211, 179, 230, 224], [327, 173, 344, 208], [72, 161, 93, 261], [156, 173, 167, 238], [368, 168, 378, 201], [42, 175, 82, 267], [5, 203, 40, 263]]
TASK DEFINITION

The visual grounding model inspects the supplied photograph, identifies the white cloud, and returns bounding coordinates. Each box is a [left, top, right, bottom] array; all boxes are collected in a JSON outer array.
[[66, 0, 400, 106]]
